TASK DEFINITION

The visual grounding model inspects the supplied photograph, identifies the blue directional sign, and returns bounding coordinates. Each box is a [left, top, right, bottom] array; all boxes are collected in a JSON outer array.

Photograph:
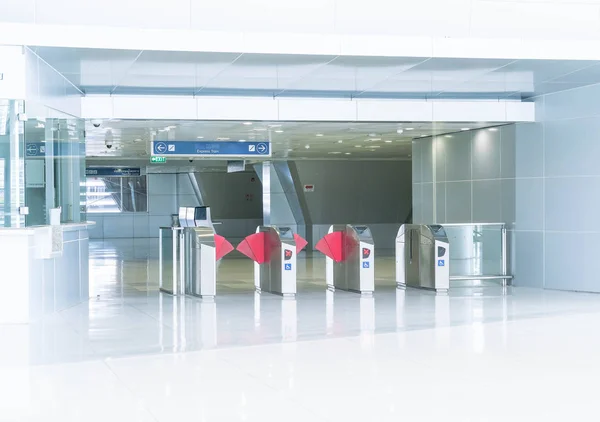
[[86, 167, 141, 177], [151, 141, 271, 157], [25, 143, 46, 157]]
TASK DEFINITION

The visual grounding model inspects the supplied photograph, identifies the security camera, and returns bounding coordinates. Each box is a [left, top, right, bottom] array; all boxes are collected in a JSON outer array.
[[105, 140, 113, 149], [105, 129, 113, 149], [91, 119, 102, 128], [189, 159, 194, 163]]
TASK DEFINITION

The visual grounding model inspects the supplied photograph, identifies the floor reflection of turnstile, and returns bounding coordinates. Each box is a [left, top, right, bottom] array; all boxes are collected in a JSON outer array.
[[320, 224, 375, 295], [396, 224, 450, 293], [159, 226, 184, 295]]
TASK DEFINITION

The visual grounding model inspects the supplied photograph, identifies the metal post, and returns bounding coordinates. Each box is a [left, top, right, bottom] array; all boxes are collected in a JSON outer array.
[[501, 227, 507, 288], [262, 161, 271, 226]]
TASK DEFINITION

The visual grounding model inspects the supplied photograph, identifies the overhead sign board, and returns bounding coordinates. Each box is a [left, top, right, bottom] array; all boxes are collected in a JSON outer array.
[[151, 141, 271, 158], [85, 167, 141, 177]]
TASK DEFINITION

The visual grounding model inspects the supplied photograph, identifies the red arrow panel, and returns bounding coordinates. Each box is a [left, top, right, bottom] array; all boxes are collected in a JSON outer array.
[[214, 234, 234, 261], [236, 232, 269, 264], [315, 231, 345, 262], [293, 233, 308, 254]]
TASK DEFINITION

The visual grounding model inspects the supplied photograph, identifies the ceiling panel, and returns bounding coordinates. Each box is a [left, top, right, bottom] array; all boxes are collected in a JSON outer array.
[[30, 47, 600, 100]]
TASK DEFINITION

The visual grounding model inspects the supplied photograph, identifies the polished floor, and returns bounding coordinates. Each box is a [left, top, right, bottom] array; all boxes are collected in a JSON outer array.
[[2, 238, 600, 421]]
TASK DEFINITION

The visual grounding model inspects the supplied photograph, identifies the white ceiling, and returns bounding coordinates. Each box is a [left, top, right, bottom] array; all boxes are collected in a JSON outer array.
[[30, 47, 600, 100], [81, 120, 502, 160]]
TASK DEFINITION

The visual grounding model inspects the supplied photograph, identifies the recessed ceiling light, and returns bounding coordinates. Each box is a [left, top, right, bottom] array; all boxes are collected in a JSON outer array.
[[345, 152, 351, 155], [328, 152, 342, 155], [268, 124, 282, 128], [197, 136, 204, 139], [305, 145, 310, 149], [355, 145, 362, 148], [385, 140, 392, 143], [420, 135, 427, 138], [405, 128, 414, 131], [370, 138, 381, 141], [217, 137, 230, 140], [239, 139, 247, 142], [287, 149, 294, 152], [461, 127, 470, 131], [243, 122, 253, 125], [368, 145, 381, 148], [337, 140, 343, 143], [445, 135, 453, 138], [369, 133, 377, 137], [489, 127, 498, 132], [397, 129, 404, 134], [275, 130, 284, 133], [316, 134, 324, 137]]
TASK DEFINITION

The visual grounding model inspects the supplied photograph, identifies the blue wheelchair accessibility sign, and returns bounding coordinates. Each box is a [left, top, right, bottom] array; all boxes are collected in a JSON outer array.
[[437, 260, 445, 267], [284, 263, 292, 271], [362, 262, 370, 269]]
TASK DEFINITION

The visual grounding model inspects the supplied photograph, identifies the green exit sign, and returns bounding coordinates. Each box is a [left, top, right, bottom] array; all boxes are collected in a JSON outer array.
[[151, 156, 167, 163]]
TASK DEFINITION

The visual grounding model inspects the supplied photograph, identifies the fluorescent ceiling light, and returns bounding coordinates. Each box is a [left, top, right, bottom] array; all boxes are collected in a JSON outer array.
[[385, 140, 392, 143], [489, 127, 498, 132], [337, 140, 343, 143], [355, 145, 362, 148], [397, 129, 404, 134], [316, 133, 324, 137], [328, 152, 341, 154], [305, 145, 310, 149], [243, 122, 253, 125], [369, 133, 377, 137], [239, 139, 247, 142], [445, 135, 453, 138], [405, 128, 414, 131], [345, 152, 351, 155], [370, 138, 381, 141], [197, 136, 204, 139], [217, 137, 230, 140], [368, 145, 381, 148], [275, 130, 284, 133], [268, 124, 282, 128], [461, 127, 470, 131], [420, 135, 427, 138]]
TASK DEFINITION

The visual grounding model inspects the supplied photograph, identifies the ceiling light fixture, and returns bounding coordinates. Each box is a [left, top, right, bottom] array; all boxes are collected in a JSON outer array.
[[397, 129, 404, 134], [345, 152, 351, 155], [305, 145, 310, 149], [253, 128, 267, 132], [328, 152, 342, 154], [239, 139, 247, 142], [197, 136, 204, 139], [316, 134, 324, 137], [337, 140, 343, 143], [355, 145, 362, 148], [489, 127, 498, 132], [461, 127, 470, 131], [368, 145, 381, 148], [275, 130, 284, 133], [420, 135, 427, 138], [385, 140, 392, 143], [268, 124, 282, 128], [217, 137, 230, 140], [370, 138, 381, 141], [445, 135, 453, 138], [243, 122, 253, 125], [369, 133, 377, 137], [405, 128, 414, 131]]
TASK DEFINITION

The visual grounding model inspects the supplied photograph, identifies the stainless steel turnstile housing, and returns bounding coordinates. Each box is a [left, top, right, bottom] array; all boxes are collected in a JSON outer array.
[[396, 224, 450, 292], [159, 227, 184, 295], [184, 226, 217, 299], [254, 226, 297, 297], [326, 224, 375, 295]]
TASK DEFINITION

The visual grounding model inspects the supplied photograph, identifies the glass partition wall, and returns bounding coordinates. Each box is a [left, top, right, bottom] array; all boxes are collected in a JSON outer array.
[[0, 98, 86, 227]]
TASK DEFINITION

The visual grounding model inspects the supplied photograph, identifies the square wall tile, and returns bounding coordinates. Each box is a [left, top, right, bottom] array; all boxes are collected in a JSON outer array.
[[103, 215, 134, 238], [412, 141, 422, 183], [422, 183, 434, 223], [515, 123, 543, 178], [148, 173, 176, 194], [472, 180, 501, 223], [436, 182, 446, 224], [545, 232, 600, 292], [500, 125, 516, 179], [443, 132, 471, 182], [133, 215, 150, 238], [545, 117, 600, 177], [420, 137, 434, 183], [545, 176, 600, 231], [472, 129, 501, 180], [445, 182, 471, 223], [412, 183, 423, 224], [513, 231, 544, 288], [515, 178, 543, 231], [501, 178, 516, 227], [434, 137, 446, 183]]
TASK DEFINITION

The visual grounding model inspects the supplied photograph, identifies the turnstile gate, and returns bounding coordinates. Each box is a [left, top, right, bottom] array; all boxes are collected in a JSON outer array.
[[396, 224, 450, 292], [318, 224, 375, 295]]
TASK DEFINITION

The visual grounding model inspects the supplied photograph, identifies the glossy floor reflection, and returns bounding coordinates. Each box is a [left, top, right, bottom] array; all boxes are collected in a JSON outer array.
[[3, 239, 600, 421]]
